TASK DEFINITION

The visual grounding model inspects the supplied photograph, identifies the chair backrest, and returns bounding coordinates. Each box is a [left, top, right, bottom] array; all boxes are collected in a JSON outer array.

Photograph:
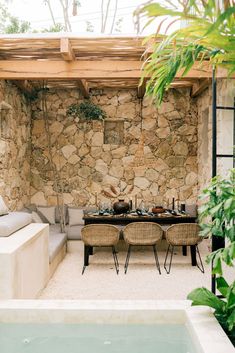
[[165, 223, 201, 246], [81, 224, 120, 246], [123, 222, 163, 245]]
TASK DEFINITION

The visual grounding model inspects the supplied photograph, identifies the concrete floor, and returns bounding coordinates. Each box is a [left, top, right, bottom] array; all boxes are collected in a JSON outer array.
[[39, 239, 233, 301]]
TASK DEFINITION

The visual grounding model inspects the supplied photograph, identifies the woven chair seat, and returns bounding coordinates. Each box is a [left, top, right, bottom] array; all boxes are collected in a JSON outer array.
[[165, 223, 201, 246], [164, 223, 204, 274], [81, 224, 120, 247], [123, 222, 163, 246], [123, 222, 163, 274]]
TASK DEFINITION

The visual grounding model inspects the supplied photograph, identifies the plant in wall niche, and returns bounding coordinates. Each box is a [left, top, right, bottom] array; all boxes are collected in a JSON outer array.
[[66, 101, 106, 120], [187, 169, 235, 345]]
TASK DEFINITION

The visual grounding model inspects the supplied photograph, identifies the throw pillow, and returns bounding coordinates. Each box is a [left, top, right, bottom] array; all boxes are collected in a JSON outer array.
[[68, 207, 84, 226], [31, 211, 44, 223], [37, 206, 56, 225], [0, 196, 9, 216]]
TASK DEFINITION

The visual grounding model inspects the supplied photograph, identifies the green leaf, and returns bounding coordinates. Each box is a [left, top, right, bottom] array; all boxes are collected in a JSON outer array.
[[209, 202, 224, 216], [187, 287, 225, 311], [206, 7, 235, 36], [216, 277, 229, 297], [226, 281, 235, 309], [199, 227, 211, 238], [212, 254, 222, 276], [224, 197, 233, 210], [227, 309, 235, 331]]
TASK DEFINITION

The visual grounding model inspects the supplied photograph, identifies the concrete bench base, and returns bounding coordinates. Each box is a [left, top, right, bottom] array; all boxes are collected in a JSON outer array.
[[49, 243, 67, 278], [0, 224, 49, 299]]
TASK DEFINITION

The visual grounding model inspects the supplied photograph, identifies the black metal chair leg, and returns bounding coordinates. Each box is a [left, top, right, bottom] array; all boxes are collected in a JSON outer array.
[[164, 244, 174, 274], [112, 246, 119, 274], [164, 245, 170, 271], [153, 245, 161, 274], [196, 245, 205, 273], [190, 245, 197, 266], [182, 245, 187, 256], [82, 245, 90, 275], [124, 245, 131, 274]]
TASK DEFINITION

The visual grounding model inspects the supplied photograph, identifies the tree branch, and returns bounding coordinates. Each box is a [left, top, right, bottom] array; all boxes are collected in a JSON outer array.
[[110, 0, 118, 34]]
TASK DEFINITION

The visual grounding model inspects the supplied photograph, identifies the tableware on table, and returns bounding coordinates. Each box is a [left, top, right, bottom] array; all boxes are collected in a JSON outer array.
[[152, 206, 165, 214]]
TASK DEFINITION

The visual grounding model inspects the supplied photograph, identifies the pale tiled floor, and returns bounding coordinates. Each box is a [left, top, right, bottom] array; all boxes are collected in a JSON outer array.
[[38, 239, 234, 301]]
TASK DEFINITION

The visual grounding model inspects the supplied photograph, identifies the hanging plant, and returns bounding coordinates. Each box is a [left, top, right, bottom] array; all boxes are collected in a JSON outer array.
[[67, 101, 106, 120]]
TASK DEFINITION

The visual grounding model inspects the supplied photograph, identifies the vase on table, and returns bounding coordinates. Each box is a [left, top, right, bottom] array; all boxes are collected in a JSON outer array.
[[113, 199, 130, 214]]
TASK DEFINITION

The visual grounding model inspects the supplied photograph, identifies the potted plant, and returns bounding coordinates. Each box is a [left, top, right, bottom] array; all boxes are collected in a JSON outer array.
[[67, 101, 106, 121], [187, 169, 235, 345]]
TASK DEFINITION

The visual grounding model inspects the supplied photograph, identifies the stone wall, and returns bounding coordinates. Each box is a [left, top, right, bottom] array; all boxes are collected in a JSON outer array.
[[31, 88, 198, 207], [0, 81, 31, 210]]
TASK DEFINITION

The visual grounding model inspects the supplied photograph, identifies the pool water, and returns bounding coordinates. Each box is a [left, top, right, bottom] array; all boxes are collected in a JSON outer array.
[[0, 323, 198, 353]]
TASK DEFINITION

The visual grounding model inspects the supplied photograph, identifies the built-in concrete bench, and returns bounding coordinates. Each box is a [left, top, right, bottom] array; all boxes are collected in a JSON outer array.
[[0, 206, 85, 297], [0, 223, 49, 299]]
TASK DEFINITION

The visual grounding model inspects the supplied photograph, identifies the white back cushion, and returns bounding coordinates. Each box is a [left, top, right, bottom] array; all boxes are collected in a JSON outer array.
[[37, 206, 55, 225], [68, 208, 84, 226]]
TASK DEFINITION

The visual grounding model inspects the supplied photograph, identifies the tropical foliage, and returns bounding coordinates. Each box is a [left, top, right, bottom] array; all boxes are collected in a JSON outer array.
[[187, 169, 235, 339], [199, 169, 235, 276], [135, 0, 235, 105], [188, 277, 235, 335]]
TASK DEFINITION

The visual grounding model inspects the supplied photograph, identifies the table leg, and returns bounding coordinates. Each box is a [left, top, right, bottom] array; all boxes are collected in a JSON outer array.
[[84, 245, 90, 266], [89, 246, 93, 255], [182, 246, 187, 256], [190, 245, 196, 266]]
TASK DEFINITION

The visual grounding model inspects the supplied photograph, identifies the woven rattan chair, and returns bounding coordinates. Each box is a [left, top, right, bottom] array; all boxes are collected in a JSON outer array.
[[164, 223, 204, 274], [123, 222, 163, 274], [81, 224, 120, 274]]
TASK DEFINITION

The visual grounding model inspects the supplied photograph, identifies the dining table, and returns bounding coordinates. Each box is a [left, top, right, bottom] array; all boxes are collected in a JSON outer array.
[[83, 212, 198, 267]]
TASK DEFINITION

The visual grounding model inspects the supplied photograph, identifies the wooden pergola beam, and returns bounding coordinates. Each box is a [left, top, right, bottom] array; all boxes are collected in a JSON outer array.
[[137, 79, 146, 98], [60, 38, 75, 61], [191, 79, 210, 98], [76, 79, 89, 98], [0, 60, 232, 80]]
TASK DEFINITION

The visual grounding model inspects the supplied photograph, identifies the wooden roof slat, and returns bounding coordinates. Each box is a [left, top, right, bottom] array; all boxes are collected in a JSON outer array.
[[0, 59, 224, 80], [76, 79, 89, 98], [60, 38, 75, 61], [0, 35, 230, 93]]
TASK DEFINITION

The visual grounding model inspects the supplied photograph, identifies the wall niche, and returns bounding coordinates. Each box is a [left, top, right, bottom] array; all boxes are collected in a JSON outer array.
[[104, 119, 124, 145]]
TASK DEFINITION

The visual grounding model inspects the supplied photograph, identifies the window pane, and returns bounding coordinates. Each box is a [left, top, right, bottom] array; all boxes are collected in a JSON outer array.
[[217, 157, 234, 178], [217, 109, 234, 155], [217, 79, 235, 155]]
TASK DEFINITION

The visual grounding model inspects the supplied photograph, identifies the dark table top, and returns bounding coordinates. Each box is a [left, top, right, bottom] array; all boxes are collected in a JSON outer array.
[[83, 214, 197, 225]]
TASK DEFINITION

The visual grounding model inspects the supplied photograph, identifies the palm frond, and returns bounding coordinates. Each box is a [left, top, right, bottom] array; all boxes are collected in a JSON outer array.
[[136, 0, 235, 105]]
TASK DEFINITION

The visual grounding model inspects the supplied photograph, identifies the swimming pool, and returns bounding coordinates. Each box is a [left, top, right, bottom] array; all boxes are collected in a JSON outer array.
[[0, 323, 196, 353], [0, 300, 233, 353]]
